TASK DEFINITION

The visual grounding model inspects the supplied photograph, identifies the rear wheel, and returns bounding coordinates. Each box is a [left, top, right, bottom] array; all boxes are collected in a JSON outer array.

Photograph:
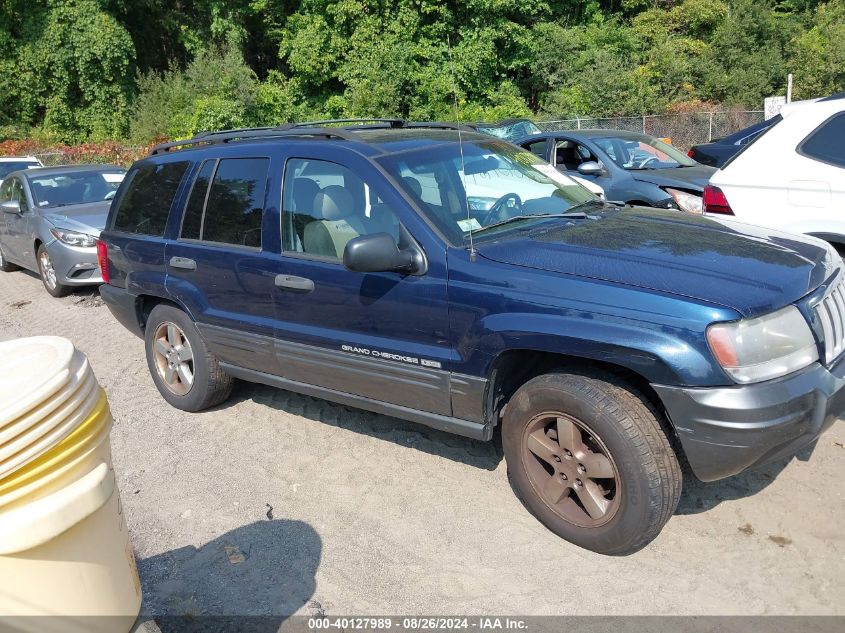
[[0, 244, 19, 272], [37, 245, 71, 297], [145, 304, 233, 411], [502, 372, 681, 555]]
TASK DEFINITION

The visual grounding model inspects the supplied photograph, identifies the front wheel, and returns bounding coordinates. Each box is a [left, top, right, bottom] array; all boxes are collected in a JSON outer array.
[[37, 245, 71, 297], [502, 372, 682, 555]]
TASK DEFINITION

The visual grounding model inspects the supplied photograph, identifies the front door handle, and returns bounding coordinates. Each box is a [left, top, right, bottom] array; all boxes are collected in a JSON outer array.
[[169, 256, 196, 271], [275, 274, 314, 293]]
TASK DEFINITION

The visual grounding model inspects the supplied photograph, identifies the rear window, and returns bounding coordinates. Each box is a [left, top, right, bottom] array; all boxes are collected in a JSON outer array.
[[799, 113, 845, 168], [179, 157, 269, 248], [111, 161, 190, 236]]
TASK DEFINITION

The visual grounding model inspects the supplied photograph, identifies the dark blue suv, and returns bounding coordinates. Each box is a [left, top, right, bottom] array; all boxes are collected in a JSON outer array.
[[99, 121, 844, 555]]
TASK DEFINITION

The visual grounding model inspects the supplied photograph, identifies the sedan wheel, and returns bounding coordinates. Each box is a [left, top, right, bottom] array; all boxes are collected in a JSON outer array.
[[36, 245, 70, 297]]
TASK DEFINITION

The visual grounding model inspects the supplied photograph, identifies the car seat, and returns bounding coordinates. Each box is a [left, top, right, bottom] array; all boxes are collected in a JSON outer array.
[[303, 185, 368, 258], [555, 145, 582, 171]]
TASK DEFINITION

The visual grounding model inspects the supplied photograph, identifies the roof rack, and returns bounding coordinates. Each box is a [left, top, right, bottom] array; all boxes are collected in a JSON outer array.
[[291, 118, 407, 128], [406, 121, 478, 133], [149, 125, 359, 155], [148, 118, 482, 155]]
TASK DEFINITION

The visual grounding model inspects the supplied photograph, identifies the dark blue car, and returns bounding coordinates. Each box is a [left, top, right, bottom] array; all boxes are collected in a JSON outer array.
[[516, 129, 716, 213], [98, 122, 843, 554]]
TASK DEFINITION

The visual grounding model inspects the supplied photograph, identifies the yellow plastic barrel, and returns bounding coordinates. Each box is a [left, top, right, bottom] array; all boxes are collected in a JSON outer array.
[[0, 337, 141, 632]]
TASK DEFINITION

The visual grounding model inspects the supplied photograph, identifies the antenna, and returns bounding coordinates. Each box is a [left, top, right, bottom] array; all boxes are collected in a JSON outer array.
[[447, 36, 476, 259]]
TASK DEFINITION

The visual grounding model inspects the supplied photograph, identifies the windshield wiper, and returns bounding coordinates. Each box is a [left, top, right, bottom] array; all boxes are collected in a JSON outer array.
[[472, 205, 602, 236]]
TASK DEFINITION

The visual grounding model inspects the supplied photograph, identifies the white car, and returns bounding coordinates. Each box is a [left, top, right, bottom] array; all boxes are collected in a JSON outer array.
[[0, 156, 43, 181], [705, 94, 845, 250]]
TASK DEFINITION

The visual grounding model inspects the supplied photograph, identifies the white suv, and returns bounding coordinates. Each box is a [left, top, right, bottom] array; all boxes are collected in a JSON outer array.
[[0, 156, 43, 181], [705, 94, 845, 251]]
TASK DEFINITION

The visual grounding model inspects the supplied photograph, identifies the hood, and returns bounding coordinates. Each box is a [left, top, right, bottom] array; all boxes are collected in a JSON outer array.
[[476, 208, 835, 318], [630, 164, 716, 192], [42, 201, 110, 236]]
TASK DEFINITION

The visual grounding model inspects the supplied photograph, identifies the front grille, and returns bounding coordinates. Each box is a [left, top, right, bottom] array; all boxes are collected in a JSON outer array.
[[814, 274, 845, 364]]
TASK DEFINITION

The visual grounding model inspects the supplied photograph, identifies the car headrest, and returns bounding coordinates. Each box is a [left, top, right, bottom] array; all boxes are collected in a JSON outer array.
[[313, 185, 354, 221], [292, 178, 320, 215], [401, 176, 423, 198]]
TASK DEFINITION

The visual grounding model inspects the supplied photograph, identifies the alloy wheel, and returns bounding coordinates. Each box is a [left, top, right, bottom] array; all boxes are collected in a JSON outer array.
[[39, 250, 57, 290], [521, 411, 620, 527], [152, 322, 195, 396]]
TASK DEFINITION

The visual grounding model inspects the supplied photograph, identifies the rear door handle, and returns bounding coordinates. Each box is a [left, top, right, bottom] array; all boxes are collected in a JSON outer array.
[[275, 274, 314, 293], [169, 256, 196, 271]]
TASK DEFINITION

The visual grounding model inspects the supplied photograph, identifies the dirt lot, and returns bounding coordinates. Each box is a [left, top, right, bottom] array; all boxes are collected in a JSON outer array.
[[1, 268, 844, 617]]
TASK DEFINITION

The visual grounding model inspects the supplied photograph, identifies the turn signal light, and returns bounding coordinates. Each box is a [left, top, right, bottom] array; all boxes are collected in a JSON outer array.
[[702, 185, 734, 215]]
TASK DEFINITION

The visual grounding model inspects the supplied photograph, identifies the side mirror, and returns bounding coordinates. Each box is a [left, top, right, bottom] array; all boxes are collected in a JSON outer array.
[[1, 200, 21, 214], [577, 161, 603, 177], [343, 233, 417, 274]]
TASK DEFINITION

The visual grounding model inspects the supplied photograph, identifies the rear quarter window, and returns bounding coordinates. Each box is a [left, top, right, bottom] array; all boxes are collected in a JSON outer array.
[[798, 113, 845, 168], [111, 161, 190, 235]]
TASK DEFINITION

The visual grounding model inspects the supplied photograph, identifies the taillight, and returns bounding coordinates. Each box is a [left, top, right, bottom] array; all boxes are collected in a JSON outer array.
[[687, 149, 694, 158], [96, 239, 110, 284], [703, 185, 734, 215]]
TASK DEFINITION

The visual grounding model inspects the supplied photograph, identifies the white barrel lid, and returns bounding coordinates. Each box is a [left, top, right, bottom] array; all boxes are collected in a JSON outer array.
[[0, 337, 77, 428]]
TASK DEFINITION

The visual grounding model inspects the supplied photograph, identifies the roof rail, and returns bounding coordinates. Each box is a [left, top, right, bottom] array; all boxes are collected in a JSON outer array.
[[291, 118, 407, 128], [149, 125, 358, 155], [405, 121, 478, 133], [148, 119, 480, 156]]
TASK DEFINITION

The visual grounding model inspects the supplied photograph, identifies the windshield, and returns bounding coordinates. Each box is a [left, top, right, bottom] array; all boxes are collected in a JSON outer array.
[[0, 161, 40, 179], [475, 120, 543, 142], [30, 170, 125, 208], [378, 140, 596, 244], [591, 133, 696, 169]]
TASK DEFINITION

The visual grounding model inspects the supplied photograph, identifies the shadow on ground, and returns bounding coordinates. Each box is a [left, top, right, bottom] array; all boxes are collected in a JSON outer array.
[[221, 381, 503, 471], [138, 519, 321, 633], [676, 443, 816, 514]]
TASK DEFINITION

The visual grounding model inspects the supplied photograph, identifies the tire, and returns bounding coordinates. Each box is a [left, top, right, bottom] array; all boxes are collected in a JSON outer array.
[[0, 243, 19, 272], [502, 372, 681, 555], [144, 304, 233, 411], [37, 244, 71, 297]]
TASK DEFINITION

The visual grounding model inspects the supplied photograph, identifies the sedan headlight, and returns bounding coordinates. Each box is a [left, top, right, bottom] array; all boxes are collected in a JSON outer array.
[[50, 228, 97, 248], [706, 305, 818, 384], [665, 188, 703, 214]]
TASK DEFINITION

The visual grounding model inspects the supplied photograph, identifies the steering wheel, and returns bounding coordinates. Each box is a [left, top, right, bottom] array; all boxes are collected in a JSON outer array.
[[482, 193, 523, 226], [637, 155, 659, 169]]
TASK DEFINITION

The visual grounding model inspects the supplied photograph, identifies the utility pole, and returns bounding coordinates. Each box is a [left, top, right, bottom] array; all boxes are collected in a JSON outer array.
[[787, 73, 793, 103]]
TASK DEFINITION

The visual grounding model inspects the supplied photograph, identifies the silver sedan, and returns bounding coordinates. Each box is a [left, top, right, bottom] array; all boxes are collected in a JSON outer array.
[[0, 165, 125, 297]]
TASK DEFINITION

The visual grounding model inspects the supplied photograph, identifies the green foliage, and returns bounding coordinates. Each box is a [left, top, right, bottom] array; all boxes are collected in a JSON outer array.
[[0, 0, 841, 143], [791, 0, 845, 99], [129, 49, 260, 141]]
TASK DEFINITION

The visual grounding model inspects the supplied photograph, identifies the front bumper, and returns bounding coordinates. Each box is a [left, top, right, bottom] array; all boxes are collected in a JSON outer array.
[[653, 361, 844, 482], [46, 240, 103, 286]]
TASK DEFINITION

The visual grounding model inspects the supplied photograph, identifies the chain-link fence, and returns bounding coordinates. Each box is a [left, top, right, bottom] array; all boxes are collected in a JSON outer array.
[[536, 111, 765, 151]]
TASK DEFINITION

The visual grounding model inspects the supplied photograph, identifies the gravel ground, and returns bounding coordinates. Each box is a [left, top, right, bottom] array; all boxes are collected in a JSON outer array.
[[1, 268, 844, 618]]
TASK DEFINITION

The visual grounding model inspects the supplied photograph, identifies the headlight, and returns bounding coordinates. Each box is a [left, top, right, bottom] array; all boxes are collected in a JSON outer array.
[[50, 228, 97, 248], [706, 305, 818, 384], [665, 188, 703, 214]]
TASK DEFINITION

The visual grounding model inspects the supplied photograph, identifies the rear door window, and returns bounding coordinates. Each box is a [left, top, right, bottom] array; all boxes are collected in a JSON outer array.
[[112, 161, 190, 235], [799, 113, 845, 168], [178, 157, 269, 248]]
